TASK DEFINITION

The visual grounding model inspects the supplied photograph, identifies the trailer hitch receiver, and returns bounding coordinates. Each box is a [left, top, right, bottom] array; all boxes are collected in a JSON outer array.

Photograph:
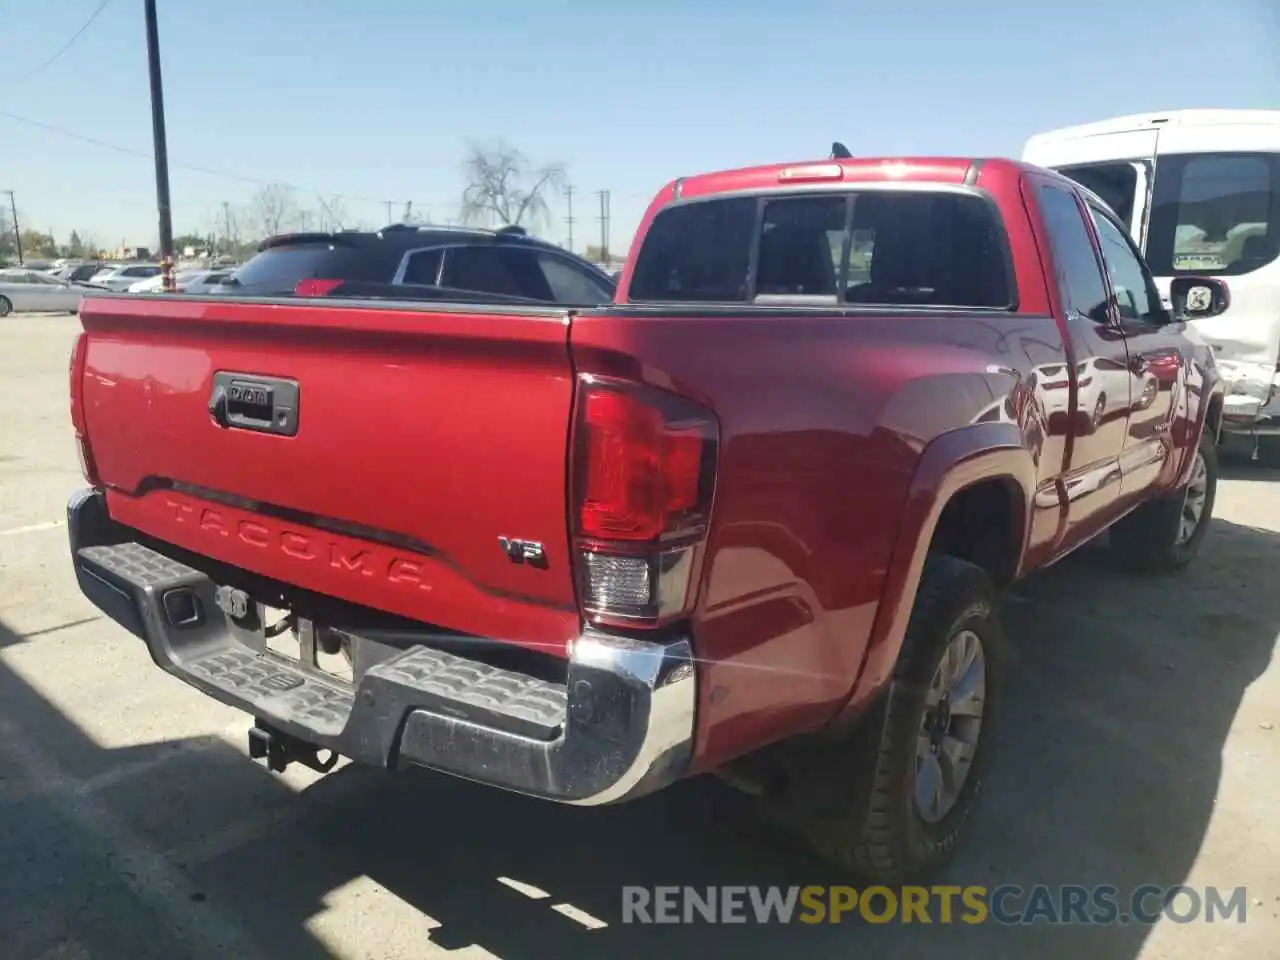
[[248, 721, 340, 774]]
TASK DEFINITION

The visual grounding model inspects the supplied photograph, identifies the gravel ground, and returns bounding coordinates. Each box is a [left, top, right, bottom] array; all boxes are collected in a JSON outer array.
[[0, 312, 1276, 959]]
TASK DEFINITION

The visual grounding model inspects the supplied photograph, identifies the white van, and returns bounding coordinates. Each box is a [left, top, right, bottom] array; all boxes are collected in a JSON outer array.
[[1023, 109, 1280, 456]]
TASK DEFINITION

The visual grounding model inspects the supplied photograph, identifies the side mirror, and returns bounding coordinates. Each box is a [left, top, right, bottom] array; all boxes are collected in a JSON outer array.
[[1170, 276, 1229, 321]]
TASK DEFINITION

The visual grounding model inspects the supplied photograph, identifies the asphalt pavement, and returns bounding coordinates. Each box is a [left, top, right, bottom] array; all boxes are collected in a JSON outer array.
[[0, 312, 1276, 959]]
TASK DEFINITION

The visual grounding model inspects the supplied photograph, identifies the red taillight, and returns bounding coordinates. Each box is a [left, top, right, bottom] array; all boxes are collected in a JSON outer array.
[[294, 278, 343, 297], [69, 332, 100, 486], [571, 377, 718, 627], [69, 332, 87, 433], [578, 389, 709, 541]]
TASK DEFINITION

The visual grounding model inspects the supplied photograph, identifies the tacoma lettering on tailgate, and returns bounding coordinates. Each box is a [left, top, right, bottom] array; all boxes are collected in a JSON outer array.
[[163, 497, 433, 590]]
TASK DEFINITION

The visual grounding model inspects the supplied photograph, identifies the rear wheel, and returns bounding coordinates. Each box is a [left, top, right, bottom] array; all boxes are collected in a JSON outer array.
[[1109, 431, 1217, 573], [772, 555, 1001, 883], [0, 296, 11, 318]]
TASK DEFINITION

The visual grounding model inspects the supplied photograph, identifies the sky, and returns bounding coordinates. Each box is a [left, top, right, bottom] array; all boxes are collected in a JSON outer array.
[[2, 0, 1278, 255]]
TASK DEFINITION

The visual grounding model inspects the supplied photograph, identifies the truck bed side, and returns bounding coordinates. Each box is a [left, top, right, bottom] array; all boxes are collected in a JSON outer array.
[[569, 303, 1058, 771]]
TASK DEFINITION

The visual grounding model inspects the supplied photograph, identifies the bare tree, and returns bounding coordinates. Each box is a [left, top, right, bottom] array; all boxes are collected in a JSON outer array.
[[250, 183, 300, 239], [459, 139, 566, 230], [317, 196, 349, 232]]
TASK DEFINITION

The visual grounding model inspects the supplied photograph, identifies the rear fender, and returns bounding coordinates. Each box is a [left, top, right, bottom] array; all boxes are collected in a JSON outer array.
[[834, 422, 1035, 720]]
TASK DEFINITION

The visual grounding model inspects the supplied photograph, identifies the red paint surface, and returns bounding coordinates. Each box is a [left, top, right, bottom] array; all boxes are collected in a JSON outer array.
[[76, 156, 1222, 774]]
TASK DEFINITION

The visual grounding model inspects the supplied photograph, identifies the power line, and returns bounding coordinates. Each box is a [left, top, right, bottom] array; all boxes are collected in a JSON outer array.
[[7, 0, 115, 87], [0, 106, 430, 209]]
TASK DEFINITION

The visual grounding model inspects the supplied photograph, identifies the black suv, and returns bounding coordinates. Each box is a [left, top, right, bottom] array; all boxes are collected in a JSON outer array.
[[214, 224, 616, 306]]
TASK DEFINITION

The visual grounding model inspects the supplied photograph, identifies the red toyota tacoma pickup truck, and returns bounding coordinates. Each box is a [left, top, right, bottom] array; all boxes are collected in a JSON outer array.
[[67, 154, 1226, 882]]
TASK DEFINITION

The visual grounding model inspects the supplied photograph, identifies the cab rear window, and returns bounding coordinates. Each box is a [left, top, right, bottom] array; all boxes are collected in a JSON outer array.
[[627, 190, 1015, 308]]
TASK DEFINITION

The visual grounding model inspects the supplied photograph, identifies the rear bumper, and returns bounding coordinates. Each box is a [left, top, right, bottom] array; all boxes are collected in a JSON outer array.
[[67, 487, 696, 805], [1222, 402, 1280, 437]]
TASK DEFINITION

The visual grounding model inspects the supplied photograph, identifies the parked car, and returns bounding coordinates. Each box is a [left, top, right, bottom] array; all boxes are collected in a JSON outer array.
[[66, 154, 1225, 883], [48, 262, 107, 284], [208, 223, 616, 304], [86, 263, 163, 292], [126, 268, 231, 294], [0, 268, 85, 315], [182, 270, 235, 295]]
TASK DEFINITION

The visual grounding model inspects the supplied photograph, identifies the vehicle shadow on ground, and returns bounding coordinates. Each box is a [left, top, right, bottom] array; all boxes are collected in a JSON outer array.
[[1218, 443, 1280, 482], [0, 517, 1275, 959], [0, 620, 339, 960], [1220, 463, 1280, 483]]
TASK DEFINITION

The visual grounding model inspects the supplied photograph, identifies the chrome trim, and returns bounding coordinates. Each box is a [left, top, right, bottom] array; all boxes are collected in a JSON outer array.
[[563, 631, 697, 806], [396, 628, 696, 806], [68, 488, 697, 807]]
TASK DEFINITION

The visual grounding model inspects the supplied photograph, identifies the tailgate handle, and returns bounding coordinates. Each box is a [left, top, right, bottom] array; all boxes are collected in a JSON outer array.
[[208, 373, 300, 437]]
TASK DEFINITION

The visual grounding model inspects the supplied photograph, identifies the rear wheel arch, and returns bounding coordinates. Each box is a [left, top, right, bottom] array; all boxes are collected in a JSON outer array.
[[928, 474, 1028, 589], [839, 423, 1035, 716]]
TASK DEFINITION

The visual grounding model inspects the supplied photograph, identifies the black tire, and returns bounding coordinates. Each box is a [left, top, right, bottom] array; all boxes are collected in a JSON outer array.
[[0, 296, 11, 318], [1109, 431, 1217, 573], [1092, 392, 1106, 432], [778, 555, 1002, 883]]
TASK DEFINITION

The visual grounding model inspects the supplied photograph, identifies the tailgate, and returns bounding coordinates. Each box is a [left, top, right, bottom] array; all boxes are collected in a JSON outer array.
[[77, 295, 581, 653]]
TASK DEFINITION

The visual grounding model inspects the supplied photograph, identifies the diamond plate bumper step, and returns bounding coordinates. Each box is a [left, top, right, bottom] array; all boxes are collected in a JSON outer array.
[[68, 487, 697, 805]]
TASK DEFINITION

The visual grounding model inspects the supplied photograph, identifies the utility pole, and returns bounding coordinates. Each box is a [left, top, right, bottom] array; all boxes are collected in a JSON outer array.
[[564, 184, 575, 251], [596, 189, 610, 264], [386, 201, 394, 224], [144, 0, 175, 291], [3, 191, 22, 265]]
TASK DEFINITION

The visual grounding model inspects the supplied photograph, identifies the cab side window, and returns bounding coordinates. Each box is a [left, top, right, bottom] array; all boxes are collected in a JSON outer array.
[[1034, 183, 1109, 323], [401, 249, 443, 285], [1087, 206, 1164, 324]]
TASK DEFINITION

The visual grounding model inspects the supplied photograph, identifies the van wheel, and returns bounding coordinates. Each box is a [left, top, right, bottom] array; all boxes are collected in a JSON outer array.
[[0, 296, 11, 318], [1109, 431, 1217, 573], [774, 555, 1001, 883]]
